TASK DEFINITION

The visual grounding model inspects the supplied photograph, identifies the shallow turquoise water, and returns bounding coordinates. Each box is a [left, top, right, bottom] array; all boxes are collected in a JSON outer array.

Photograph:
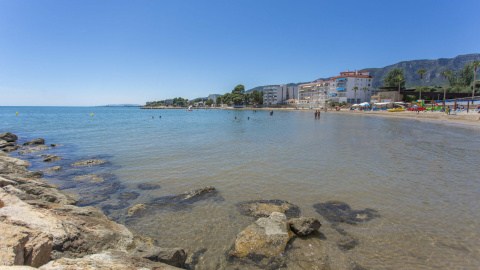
[[2, 106, 480, 269]]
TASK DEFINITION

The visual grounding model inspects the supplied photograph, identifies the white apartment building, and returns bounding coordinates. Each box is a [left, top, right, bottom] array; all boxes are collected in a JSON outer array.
[[329, 70, 373, 104], [208, 94, 222, 103], [263, 84, 298, 105], [298, 80, 333, 107]]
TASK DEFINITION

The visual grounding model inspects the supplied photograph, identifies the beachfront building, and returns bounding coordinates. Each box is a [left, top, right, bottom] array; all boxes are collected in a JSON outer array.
[[329, 70, 373, 104], [263, 85, 298, 105], [164, 99, 173, 106], [208, 94, 222, 103], [298, 80, 333, 107]]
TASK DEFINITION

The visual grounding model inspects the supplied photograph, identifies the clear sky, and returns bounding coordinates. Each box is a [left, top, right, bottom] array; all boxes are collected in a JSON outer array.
[[1, 0, 479, 106]]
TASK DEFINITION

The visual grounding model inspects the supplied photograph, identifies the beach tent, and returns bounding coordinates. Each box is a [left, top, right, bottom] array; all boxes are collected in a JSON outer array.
[[359, 102, 371, 107], [352, 104, 361, 107]]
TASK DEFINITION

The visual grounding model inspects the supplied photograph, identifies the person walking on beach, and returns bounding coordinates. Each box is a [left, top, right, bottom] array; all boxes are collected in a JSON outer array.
[[314, 111, 318, 119]]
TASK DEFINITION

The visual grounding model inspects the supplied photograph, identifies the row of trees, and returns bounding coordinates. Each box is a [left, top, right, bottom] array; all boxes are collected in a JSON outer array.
[[215, 85, 263, 106], [382, 60, 480, 101]]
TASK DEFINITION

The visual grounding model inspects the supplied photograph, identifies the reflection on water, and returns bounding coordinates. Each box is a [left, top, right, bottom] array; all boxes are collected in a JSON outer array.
[[2, 107, 480, 269]]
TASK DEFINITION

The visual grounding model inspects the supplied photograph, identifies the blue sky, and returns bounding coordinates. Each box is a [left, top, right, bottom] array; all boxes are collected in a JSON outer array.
[[1, 0, 479, 106]]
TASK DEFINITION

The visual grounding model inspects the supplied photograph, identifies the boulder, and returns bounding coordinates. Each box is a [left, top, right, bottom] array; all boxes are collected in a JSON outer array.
[[0, 132, 18, 142], [71, 159, 107, 167], [313, 201, 380, 225], [130, 243, 187, 268], [17, 183, 76, 205], [0, 222, 52, 267], [18, 145, 51, 155], [38, 250, 181, 270], [0, 189, 134, 258], [237, 199, 301, 218], [0, 140, 15, 149], [41, 155, 61, 162], [287, 217, 321, 236], [230, 212, 294, 259], [1, 146, 21, 153], [23, 138, 45, 146]]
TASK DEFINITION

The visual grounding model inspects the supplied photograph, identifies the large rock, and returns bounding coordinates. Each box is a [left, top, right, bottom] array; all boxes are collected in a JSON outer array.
[[23, 138, 45, 146], [17, 183, 76, 205], [18, 145, 51, 155], [41, 155, 61, 162], [38, 250, 181, 270], [230, 212, 294, 258], [137, 183, 161, 190], [237, 199, 301, 218], [287, 217, 321, 236], [71, 159, 107, 167], [0, 156, 41, 178], [0, 189, 134, 258], [130, 243, 187, 268], [0, 132, 18, 142], [0, 222, 52, 267], [313, 201, 380, 225], [0, 140, 15, 149]]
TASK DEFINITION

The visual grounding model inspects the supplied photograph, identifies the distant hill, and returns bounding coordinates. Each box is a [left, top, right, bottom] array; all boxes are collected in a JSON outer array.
[[364, 53, 480, 89]]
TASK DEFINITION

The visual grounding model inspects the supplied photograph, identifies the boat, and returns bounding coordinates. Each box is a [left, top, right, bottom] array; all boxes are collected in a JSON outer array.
[[187, 106, 193, 111], [387, 103, 406, 112]]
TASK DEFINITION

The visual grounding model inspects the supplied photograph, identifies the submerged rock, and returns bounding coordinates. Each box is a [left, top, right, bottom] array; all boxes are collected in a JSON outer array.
[[130, 243, 187, 268], [71, 159, 107, 167], [138, 183, 161, 190], [118, 191, 140, 201], [237, 199, 301, 219], [42, 166, 63, 173], [23, 138, 45, 146], [73, 174, 105, 182], [41, 154, 61, 162], [18, 145, 51, 155], [126, 187, 219, 218], [0, 132, 18, 142], [287, 217, 321, 236], [313, 201, 380, 225]]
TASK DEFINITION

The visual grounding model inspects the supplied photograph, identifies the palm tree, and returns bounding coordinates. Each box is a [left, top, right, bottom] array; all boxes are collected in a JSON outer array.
[[353, 86, 358, 103], [362, 87, 369, 103], [416, 69, 427, 100], [473, 60, 480, 98], [440, 69, 452, 109]]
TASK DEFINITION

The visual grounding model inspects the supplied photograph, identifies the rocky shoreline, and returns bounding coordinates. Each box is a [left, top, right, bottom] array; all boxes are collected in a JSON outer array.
[[1, 132, 185, 269], [1, 131, 380, 269]]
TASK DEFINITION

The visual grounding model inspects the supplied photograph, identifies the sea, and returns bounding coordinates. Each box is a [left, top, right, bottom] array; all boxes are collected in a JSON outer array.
[[1, 106, 480, 269]]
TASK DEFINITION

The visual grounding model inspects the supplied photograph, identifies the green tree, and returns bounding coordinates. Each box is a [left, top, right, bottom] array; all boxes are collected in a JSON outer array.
[[232, 84, 245, 95], [362, 87, 369, 102], [440, 70, 452, 109], [473, 60, 480, 98], [396, 74, 405, 93], [243, 93, 251, 105], [205, 99, 213, 106], [383, 68, 406, 89], [416, 69, 427, 100], [353, 86, 358, 103], [216, 96, 222, 105]]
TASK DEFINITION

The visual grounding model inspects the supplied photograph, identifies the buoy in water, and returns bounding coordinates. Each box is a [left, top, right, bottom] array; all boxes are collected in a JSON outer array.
[[91, 113, 94, 116], [16, 112, 18, 115]]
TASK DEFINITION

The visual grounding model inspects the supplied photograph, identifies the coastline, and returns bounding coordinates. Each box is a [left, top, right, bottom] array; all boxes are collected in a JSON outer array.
[[0, 132, 184, 269], [142, 105, 480, 127]]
